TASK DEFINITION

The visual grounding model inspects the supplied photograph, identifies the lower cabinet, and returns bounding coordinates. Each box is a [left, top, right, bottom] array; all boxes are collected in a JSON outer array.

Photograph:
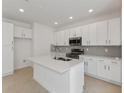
[[84, 57, 97, 76], [82, 56, 121, 85], [97, 59, 121, 83]]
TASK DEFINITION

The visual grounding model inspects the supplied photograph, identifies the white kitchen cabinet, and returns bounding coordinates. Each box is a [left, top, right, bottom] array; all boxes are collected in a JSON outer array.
[[14, 26, 32, 39], [55, 31, 66, 46], [83, 57, 97, 75], [108, 18, 121, 45], [69, 28, 76, 37], [87, 58, 97, 76], [109, 60, 121, 83], [96, 20, 108, 45], [89, 23, 97, 45], [2, 22, 14, 76], [97, 58, 121, 83], [64, 30, 70, 45], [97, 59, 111, 79], [80, 25, 89, 46]]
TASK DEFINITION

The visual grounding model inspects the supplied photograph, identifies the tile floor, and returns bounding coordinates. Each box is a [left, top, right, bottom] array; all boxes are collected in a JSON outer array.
[[3, 67, 122, 93]]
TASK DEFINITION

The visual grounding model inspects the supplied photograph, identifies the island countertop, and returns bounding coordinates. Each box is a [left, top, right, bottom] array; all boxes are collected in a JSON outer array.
[[28, 55, 83, 73]]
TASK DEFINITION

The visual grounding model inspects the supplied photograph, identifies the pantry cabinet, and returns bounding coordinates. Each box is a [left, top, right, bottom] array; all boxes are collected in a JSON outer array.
[[14, 26, 32, 39]]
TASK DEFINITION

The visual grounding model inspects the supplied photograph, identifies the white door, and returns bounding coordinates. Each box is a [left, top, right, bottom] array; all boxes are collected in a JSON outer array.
[[81, 25, 89, 46], [96, 21, 108, 45], [2, 22, 14, 76], [108, 18, 121, 45], [87, 58, 97, 75], [89, 23, 97, 45]]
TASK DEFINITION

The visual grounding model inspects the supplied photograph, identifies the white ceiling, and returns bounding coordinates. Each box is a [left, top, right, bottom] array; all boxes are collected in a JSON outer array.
[[2, 0, 121, 28]]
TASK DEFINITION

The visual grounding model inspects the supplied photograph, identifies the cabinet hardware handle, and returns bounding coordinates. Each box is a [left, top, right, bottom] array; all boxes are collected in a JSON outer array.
[[99, 60, 104, 61], [112, 61, 117, 64], [87, 62, 88, 66], [106, 40, 107, 44], [109, 40, 110, 44], [104, 65, 106, 70], [108, 66, 110, 70]]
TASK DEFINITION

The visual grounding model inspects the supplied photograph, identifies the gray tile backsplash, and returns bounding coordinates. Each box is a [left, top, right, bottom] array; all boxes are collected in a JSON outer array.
[[51, 45, 122, 58]]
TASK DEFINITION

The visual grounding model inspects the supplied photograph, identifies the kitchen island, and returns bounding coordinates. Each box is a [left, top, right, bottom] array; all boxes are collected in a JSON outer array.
[[28, 55, 84, 93]]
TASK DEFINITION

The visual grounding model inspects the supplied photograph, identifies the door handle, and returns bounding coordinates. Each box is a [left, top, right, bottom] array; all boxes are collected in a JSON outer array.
[[108, 66, 110, 71], [106, 40, 107, 44], [104, 65, 106, 70], [109, 40, 111, 44]]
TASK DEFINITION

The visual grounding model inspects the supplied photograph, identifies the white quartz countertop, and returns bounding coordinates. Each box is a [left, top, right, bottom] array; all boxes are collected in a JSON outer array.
[[28, 55, 82, 73], [79, 55, 122, 61]]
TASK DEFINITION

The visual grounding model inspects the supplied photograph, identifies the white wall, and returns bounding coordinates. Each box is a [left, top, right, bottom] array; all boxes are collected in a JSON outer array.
[[14, 39, 32, 69], [33, 23, 55, 56], [3, 18, 33, 69]]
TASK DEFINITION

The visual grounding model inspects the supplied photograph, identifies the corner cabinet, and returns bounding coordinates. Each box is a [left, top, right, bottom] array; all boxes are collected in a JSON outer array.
[[14, 26, 32, 39]]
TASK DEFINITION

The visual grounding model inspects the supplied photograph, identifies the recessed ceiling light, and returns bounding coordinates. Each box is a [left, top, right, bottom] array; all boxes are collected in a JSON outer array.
[[54, 22, 58, 25], [69, 16, 73, 19], [88, 9, 94, 13], [19, 9, 24, 13]]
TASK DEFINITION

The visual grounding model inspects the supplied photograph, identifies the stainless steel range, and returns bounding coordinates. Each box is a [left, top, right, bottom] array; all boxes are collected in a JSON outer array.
[[66, 48, 84, 59]]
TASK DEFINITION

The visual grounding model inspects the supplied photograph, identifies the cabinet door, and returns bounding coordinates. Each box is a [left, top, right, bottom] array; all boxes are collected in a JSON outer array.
[[80, 25, 89, 46], [14, 26, 23, 38], [87, 58, 97, 75], [97, 59, 110, 79], [89, 23, 97, 45], [2, 22, 14, 76], [69, 28, 76, 37], [108, 18, 121, 45], [96, 21, 108, 45], [23, 29, 32, 39], [75, 27, 82, 37], [109, 60, 121, 82], [64, 30, 70, 45], [55, 31, 65, 46]]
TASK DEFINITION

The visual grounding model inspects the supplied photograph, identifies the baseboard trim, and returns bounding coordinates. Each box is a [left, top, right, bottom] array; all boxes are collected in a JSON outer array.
[[85, 73, 122, 86], [2, 71, 14, 77]]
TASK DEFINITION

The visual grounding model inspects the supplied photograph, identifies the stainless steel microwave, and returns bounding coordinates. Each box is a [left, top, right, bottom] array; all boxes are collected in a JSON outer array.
[[69, 37, 82, 46]]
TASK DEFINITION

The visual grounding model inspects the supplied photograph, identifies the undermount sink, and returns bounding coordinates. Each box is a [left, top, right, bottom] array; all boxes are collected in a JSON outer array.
[[54, 57, 72, 61]]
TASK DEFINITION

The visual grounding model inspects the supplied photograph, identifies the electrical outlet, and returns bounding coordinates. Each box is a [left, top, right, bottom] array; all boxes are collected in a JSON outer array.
[[86, 48, 89, 51], [105, 48, 108, 53], [23, 60, 26, 63]]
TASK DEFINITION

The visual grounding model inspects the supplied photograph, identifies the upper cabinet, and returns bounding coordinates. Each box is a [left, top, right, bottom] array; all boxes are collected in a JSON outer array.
[[96, 20, 108, 45], [14, 26, 32, 39], [81, 23, 97, 46], [108, 18, 121, 45], [54, 17, 121, 46], [89, 23, 97, 45], [80, 25, 89, 46]]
